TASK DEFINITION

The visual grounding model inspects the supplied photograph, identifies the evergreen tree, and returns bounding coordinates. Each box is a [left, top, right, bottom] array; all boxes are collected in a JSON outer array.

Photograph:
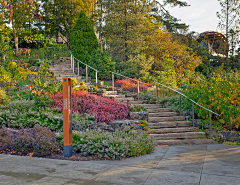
[[70, 11, 99, 65], [89, 49, 115, 80]]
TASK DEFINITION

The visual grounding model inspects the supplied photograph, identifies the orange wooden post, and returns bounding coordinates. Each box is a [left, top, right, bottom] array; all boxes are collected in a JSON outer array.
[[63, 77, 72, 157]]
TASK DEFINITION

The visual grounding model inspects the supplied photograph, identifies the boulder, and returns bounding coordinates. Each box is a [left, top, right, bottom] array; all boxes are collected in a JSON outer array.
[[17, 85, 30, 92], [27, 74, 38, 80], [29, 66, 40, 72], [129, 111, 148, 121], [210, 131, 240, 142]]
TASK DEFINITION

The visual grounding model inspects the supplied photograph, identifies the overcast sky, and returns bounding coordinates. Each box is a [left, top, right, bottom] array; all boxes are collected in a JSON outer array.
[[160, 0, 222, 34]]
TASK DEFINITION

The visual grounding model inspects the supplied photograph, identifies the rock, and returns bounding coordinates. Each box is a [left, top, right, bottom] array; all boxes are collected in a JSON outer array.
[[114, 87, 122, 93], [97, 89, 106, 96], [210, 131, 240, 142], [29, 66, 40, 72], [17, 85, 30, 92], [109, 120, 143, 132], [128, 104, 135, 111], [129, 111, 148, 121], [193, 119, 202, 128], [27, 74, 38, 80]]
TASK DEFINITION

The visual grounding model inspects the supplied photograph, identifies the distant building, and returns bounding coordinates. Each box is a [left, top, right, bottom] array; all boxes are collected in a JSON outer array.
[[197, 31, 229, 57]]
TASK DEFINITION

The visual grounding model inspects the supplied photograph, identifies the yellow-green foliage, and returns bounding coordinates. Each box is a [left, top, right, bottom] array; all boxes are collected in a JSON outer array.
[[140, 120, 150, 133], [183, 65, 240, 130], [0, 65, 11, 84], [71, 77, 78, 89], [0, 87, 9, 105]]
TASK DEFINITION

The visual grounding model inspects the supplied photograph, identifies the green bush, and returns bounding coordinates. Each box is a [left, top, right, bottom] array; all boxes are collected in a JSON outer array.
[[56, 130, 155, 159], [89, 49, 115, 80], [0, 100, 63, 130]]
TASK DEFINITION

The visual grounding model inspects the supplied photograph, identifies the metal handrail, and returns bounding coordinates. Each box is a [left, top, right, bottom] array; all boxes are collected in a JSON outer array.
[[153, 81, 220, 116], [69, 51, 98, 72]]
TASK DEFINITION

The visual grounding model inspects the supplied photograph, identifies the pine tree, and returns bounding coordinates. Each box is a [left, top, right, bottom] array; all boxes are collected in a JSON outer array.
[[70, 11, 99, 65]]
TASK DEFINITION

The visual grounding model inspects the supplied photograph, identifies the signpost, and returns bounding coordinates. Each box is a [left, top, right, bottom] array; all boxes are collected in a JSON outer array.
[[63, 77, 72, 157]]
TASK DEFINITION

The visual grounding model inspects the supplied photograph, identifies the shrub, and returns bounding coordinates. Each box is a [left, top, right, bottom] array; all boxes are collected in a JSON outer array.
[[0, 100, 63, 130], [183, 66, 240, 130], [89, 49, 115, 80], [116, 78, 152, 92], [0, 126, 13, 150], [0, 87, 9, 105], [51, 90, 129, 123], [56, 130, 155, 159], [12, 125, 59, 156]]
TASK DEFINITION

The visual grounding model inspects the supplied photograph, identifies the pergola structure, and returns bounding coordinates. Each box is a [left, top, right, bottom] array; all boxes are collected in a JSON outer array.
[[197, 31, 229, 57]]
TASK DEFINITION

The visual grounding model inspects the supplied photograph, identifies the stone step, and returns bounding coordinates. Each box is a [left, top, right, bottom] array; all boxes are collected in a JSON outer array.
[[147, 108, 173, 113], [104, 94, 126, 98], [150, 132, 206, 140], [136, 104, 163, 109], [148, 121, 192, 128], [55, 77, 84, 81], [147, 127, 198, 134], [148, 116, 185, 122], [154, 139, 218, 146], [105, 91, 118, 95], [128, 101, 145, 104], [114, 97, 135, 103], [148, 112, 179, 117]]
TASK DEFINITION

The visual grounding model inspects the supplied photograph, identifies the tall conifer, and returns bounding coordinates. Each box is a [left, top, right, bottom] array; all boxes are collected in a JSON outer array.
[[70, 11, 98, 65]]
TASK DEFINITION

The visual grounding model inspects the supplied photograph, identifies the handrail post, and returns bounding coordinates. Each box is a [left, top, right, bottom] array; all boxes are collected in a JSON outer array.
[[73, 57, 74, 73], [209, 112, 212, 138], [137, 81, 140, 101], [179, 95, 182, 116], [86, 66, 88, 83], [71, 54, 72, 68], [156, 85, 158, 99], [192, 102, 195, 127], [95, 71, 97, 86], [77, 62, 79, 76], [112, 72, 114, 91]]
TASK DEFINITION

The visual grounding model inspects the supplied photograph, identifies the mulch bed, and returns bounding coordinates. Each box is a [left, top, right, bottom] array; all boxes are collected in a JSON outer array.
[[0, 149, 106, 161]]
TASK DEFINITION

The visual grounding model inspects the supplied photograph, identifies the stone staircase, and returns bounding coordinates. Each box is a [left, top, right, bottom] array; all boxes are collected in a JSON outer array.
[[49, 57, 90, 85], [104, 91, 217, 146]]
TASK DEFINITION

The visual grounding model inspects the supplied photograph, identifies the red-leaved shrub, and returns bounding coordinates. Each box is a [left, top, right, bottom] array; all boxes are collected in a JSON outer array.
[[116, 78, 152, 92], [51, 90, 129, 123]]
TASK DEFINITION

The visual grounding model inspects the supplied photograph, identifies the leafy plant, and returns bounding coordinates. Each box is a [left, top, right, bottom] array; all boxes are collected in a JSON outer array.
[[183, 65, 240, 131], [51, 90, 129, 123], [139, 120, 150, 133], [116, 78, 152, 92], [56, 130, 155, 159], [134, 105, 147, 112]]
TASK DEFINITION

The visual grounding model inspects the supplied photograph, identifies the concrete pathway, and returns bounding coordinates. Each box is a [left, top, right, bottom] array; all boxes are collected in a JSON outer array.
[[1, 144, 240, 185]]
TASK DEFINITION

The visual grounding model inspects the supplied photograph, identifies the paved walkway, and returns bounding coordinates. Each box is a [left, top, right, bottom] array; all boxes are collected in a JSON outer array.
[[1, 144, 240, 185]]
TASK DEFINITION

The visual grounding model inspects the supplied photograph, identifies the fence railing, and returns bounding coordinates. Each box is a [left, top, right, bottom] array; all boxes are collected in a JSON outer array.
[[69, 51, 219, 138]]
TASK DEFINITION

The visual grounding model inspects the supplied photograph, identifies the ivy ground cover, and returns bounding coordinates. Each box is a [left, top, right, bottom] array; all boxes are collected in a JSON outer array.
[[51, 90, 129, 123], [183, 66, 240, 130]]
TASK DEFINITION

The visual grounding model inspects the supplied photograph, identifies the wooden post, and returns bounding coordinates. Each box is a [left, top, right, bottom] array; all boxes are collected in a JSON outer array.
[[86, 66, 88, 83], [71, 55, 72, 68], [62, 77, 72, 157], [209, 112, 212, 138], [137, 81, 140, 101], [95, 71, 97, 86], [156, 85, 158, 99], [179, 95, 182, 116], [72, 57, 74, 73], [112, 73, 114, 91], [192, 102, 195, 127], [78, 62, 79, 76]]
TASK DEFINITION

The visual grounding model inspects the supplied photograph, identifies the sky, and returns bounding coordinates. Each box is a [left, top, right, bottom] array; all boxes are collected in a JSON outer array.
[[160, 0, 222, 34]]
